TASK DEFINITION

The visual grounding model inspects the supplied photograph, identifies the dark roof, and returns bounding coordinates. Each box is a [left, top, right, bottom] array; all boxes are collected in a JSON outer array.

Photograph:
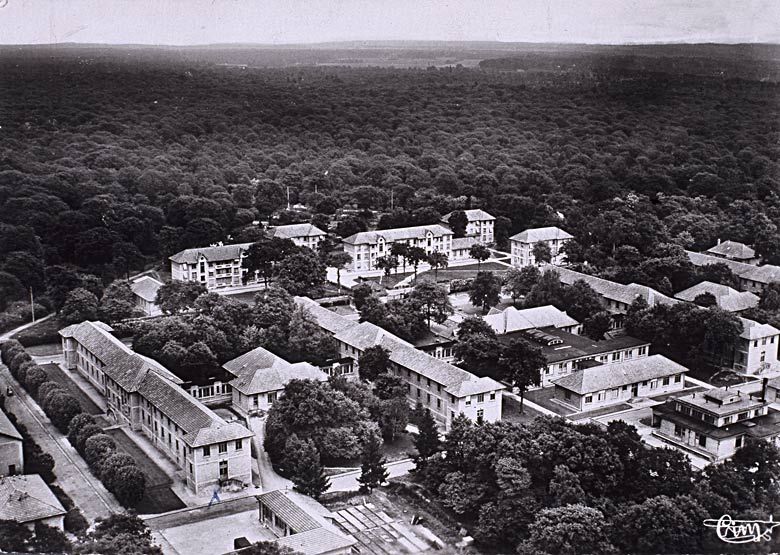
[[258, 490, 323, 533], [687, 251, 780, 285], [275, 528, 357, 555], [654, 402, 780, 440], [498, 328, 649, 364], [0, 408, 22, 441], [674, 281, 758, 312]]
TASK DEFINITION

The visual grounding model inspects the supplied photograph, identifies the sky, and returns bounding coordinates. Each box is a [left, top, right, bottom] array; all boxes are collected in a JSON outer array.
[[1, 0, 778, 46]]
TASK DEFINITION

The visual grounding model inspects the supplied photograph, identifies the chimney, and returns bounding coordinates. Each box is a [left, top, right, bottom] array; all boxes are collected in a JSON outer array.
[[717, 238, 721, 245]]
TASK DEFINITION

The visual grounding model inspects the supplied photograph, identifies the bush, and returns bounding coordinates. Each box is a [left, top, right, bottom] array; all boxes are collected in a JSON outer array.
[[38, 381, 65, 406], [31, 522, 71, 554], [14, 359, 36, 383], [83, 434, 117, 471], [0, 339, 24, 362], [23, 365, 48, 397], [100, 453, 136, 490], [67, 413, 96, 446], [0, 301, 50, 335], [111, 465, 146, 508], [74, 424, 103, 453], [42, 391, 83, 433], [64, 508, 89, 535], [8, 350, 32, 373]]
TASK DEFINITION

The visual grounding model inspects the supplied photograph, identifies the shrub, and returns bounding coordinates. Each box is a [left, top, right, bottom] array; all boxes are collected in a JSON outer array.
[[67, 413, 96, 446], [24, 445, 55, 482], [64, 508, 89, 535], [38, 381, 65, 406], [83, 434, 117, 471], [43, 391, 83, 432], [111, 465, 146, 508], [8, 350, 32, 374], [14, 359, 36, 383], [31, 522, 71, 554], [0, 340, 24, 363], [74, 424, 103, 453], [23, 365, 48, 397], [100, 453, 136, 490]]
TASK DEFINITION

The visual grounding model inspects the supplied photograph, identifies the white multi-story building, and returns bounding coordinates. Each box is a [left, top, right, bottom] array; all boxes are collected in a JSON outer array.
[[510, 227, 573, 267], [269, 223, 327, 251], [295, 297, 504, 428], [169, 243, 253, 290], [130, 276, 164, 316], [734, 318, 780, 374], [59, 321, 253, 494], [342, 225, 453, 273], [442, 209, 495, 243]]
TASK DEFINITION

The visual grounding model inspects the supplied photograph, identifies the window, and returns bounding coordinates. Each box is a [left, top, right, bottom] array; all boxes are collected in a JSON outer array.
[[268, 392, 278, 404], [736, 436, 743, 448], [662, 377, 670, 386], [417, 388, 421, 398], [235, 439, 243, 450], [219, 460, 228, 479], [189, 463, 193, 474], [465, 397, 472, 406], [489, 392, 496, 401], [698, 434, 707, 448], [724, 416, 732, 424], [203, 446, 211, 457], [218, 442, 227, 454], [427, 393, 431, 403], [477, 409, 484, 420], [477, 394, 484, 403], [674, 374, 682, 383], [738, 412, 749, 421], [437, 399, 441, 409], [584, 395, 592, 404], [612, 352, 619, 361], [674, 424, 683, 436], [564, 391, 571, 400]]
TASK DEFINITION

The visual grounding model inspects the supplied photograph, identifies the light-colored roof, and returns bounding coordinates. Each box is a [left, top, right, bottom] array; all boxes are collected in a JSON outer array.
[[451, 237, 478, 251], [0, 408, 22, 441], [271, 223, 327, 240], [510, 226, 573, 243], [276, 528, 357, 555], [335, 321, 415, 351], [442, 209, 495, 223], [674, 281, 759, 312], [552, 354, 687, 395], [483, 305, 579, 335], [294, 297, 359, 335], [741, 265, 780, 285], [547, 267, 678, 309], [130, 276, 164, 303], [258, 490, 326, 533], [224, 346, 326, 395], [739, 317, 780, 341], [343, 224, 453, 245], [0, 475, 66, 524], [169, 242, 253, 264], [687, 251, 780, 285], [706, 240, 756, 260]]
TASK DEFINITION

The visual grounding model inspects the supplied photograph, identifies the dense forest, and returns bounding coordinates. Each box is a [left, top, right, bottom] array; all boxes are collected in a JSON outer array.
[[0, 46, 778, 326]]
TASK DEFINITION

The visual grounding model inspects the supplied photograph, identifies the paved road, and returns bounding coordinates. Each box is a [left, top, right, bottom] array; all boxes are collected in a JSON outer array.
[[0, 363, 122, 521], [328, 459, 415, 492], [0, 313, 53, 342], [247, 416, 293, 492]]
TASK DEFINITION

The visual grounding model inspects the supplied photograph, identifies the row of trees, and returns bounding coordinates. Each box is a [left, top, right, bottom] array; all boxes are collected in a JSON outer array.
[[0, 340, 146, 508], [413, 414, 780, 554]]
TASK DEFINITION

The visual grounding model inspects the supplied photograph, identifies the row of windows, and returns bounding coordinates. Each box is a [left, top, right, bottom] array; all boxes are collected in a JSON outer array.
[[582, 375, 682, 403], [202, 440, 243, 457]]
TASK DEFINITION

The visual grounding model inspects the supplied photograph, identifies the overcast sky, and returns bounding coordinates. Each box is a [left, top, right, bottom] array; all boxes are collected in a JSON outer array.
[[1, 0, 778, 46]]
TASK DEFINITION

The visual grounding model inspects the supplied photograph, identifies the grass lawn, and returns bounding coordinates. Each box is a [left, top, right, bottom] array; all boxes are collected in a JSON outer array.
[[39, 363, 104, 415], [501, 393, 548, 425], [524, 387, 573, 416], [382, 431, 415, 461], [12, 315, 68, 347]]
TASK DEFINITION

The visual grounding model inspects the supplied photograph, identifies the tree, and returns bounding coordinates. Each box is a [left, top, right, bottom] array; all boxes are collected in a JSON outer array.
[[84, 434, 117, 470], [413, 407, 441, 465], [287, 436, 330, 499], [407, 280, 453, 329], [531, 241, 553, 265], [358, 346, 391, 382], [99, 453, 137, 491], [469, 243, 490, 271], [44, 392, 83, 433], [0, 519, 32, 552], [0, 271, 24, 310], [582, 311, 611, 340], [73, 423, 103, 453], [326, 250, 352, 291], [498, 340, 544, 410], [23, 365, 48, 398], [375, 254, 398, 283], [276, 251, 326, 296], [99, 281, 142, 322], [447, 210, 468, 238], [155, 281, 207, 314], [524, 269, 565, 308], [376, 397, 409, 442], [67, 413, 96, 446], [549, 464, 586, 506], [469, 271, 501, 313], [31, 522, 71, 554], [358, 434, 389, 493], [561, 279, 603, 322], [405, 246, 428, 283], [427, 251, 449, 282], [390, 243, 410, 274], [81, 512, 162, 555], [517, 505, 615, 555], [504, 266, 540, 304], [351, 282, 374, 311], [2, 251, 45, 293], [611, 495, 706, 554], [112, 465, 146, 507], [60, 287, 99, 324]]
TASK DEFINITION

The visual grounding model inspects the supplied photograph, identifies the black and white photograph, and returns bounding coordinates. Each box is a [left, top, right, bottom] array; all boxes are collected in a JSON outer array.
[[0, 1, 779, 553]]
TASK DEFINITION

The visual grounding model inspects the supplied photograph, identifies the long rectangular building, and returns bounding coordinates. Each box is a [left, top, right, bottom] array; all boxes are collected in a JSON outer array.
[[59, 321, 253, 494], [342, 225, 453, 273], [687, 251, 780, 294], [295, 297, 504, 428]]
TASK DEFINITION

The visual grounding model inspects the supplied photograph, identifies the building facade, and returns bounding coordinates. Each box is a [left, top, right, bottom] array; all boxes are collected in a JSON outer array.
[[733, 318, 780, 374], [483, 305, 581, 336], [652, 385, 780, 462], [553, 355, 687, 411], [130, 276, 164, 316], [441, 209, 495, 243], [170, 242, 253, 290], [59, 321, 253, 494], [674, 281, 759, 313], [342, 225, 453, 273], [687, 251, 780, 294], [270, 223, 327, 251], [0, 409, 23, 477], [510, 227, 573, 267]]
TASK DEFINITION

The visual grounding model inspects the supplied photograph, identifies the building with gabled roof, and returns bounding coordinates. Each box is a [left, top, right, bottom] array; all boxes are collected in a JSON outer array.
[[60, 321, 252, 494], [686, 250, 780, 294], [483, 305, 580, 336], [0, 408, 23, 477], [449, 236, 479, 261], [296, 297, 504, 428], [552, 354, 687, 411], [0, 474, 66, 530], [706, 240, 759, 264], [442, 209, 495, 243], [269, 223, 327, 251], [342, 224, 453, 273], [130, 276, 164, 316], [223, 346, 327, 416], [733, 317, 780, 374], [510, 226, 573, 267], [170, 242, 254, 290], [256, 490, 357, 555], [674, 281, 759, 313]]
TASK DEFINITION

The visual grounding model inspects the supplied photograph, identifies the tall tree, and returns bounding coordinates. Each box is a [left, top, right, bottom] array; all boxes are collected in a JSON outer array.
[[469, 271, 502, 313], [448, 210, 469, 238], [531, 242, 553, 265], [358, 346, 391, 382], [469, 243, 491, 271], [427, 251, 449, 282], [358, 434, 389, 493], [504, 266, 540, 305], [407, 280, 453, 329], [405, 246, 428, 283], [326, 250, 353, 292], [413, 407, 441, 466], [155, 281, 207, 314], [498, 339, 544, 410]]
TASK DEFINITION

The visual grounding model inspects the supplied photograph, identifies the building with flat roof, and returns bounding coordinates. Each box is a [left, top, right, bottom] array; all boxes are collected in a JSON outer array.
[[652, 384, 780, 462], [256, 490, 357, 555], [441, 209, 495, 243], [295, 297, 504, 428], [0, 475, 66, 530], [269, 223, 327, 251], [674, 281, 759, 313], [706, 240, 760, 265], [223, 346, 327, 416], [130, 276, 164, 316], [342, 225, 453, 273], [510, 226, 573, 267], [483, 305, 580, 336], [553, 354, 687, 411], [498, 327, 650, 387], [59, 321, 253, 494], [0, 408, 22, 477], [170, 242, 254, 290]]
